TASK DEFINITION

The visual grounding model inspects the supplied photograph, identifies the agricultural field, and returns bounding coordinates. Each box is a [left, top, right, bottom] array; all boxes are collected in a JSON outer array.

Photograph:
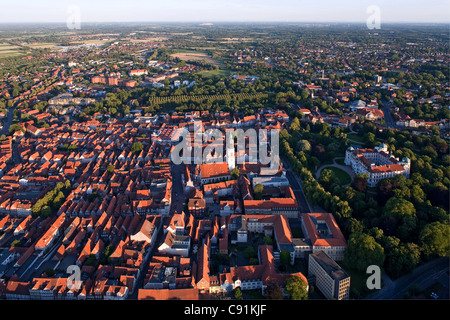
[[0, 43, 23, 57], [25, 42, 57, 49], [171, 50, 216, 64], [196, 68, 230, 77]]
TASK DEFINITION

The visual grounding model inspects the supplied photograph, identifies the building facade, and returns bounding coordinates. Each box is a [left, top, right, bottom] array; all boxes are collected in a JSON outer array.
[[345, 143, 411, 187], [308, 251, 350, 300]]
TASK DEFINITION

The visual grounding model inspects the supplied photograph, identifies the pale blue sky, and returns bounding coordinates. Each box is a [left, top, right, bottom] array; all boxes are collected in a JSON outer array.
[[0, 0, 449, 23]]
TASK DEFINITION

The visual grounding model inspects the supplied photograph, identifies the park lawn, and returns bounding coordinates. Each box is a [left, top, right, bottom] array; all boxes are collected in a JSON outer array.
[[328, 167, 352, 185], [347, 133, 366, 144]]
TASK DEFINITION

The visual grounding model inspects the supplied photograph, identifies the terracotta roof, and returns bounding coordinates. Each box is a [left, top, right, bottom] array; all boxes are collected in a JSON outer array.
[[199, 162, 229, 179], [301, 213, 346, 247], [5, 281, 30, 296]]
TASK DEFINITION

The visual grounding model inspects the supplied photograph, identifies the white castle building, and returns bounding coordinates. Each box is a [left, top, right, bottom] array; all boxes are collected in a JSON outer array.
[[344, 143, 411, 187]]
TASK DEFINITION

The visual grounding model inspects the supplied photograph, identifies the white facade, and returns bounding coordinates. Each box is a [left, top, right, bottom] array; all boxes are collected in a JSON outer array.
[[345, 144, 410, 187]]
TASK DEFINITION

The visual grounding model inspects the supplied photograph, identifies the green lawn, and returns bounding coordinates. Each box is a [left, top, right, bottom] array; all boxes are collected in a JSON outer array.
[[328, 167, 352, 185], [347, 134, 366, 145]]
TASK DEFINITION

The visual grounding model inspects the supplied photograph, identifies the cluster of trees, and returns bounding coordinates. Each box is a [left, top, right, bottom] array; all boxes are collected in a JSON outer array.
[[281, 118, 449, 292], [281, 118, 349, 172], [147, 92, 268, 106], [31, 180, 71, 217]]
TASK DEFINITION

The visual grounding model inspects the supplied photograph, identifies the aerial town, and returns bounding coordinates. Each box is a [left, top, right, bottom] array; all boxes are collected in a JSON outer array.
[[0, 19, 448, 303]]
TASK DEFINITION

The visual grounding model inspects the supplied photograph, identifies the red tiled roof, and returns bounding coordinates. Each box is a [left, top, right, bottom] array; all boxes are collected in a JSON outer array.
[[301, 213, 346, 247], [199, 162, 229, 179]]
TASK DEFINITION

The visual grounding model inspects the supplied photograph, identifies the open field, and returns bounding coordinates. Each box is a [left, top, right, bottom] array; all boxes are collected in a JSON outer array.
[[171, 51, 213, 62], [197, 69, 230, 77], [0, 43, 23, 57], [171, 49, 228, 75], [131, 38, 168, 42], [25, 43, 57, 49]]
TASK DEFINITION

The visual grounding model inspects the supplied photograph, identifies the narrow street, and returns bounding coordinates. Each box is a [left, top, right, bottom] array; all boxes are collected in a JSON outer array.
[[170, 163, 186, 215], [0, 106, 15, 136], [129, 163, 185, 299]]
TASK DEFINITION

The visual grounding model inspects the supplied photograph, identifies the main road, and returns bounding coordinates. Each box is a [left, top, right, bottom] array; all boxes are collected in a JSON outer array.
[[366, 257, 450, 300], [380, 102, 399, 130], [281, 156, 312, 214]]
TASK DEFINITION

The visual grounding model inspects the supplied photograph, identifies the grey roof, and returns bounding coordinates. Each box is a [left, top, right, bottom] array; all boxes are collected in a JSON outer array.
[[309, 251, 349, 281]]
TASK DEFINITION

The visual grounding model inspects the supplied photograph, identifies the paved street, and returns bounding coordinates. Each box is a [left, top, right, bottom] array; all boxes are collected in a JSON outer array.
[[128, 215, 168, 300], [170, 163, 186, 215], [281, 156, 312, 214], [366, 257, 450, 300], [0, 106, 15, 136], [380, 102, 399, 130]]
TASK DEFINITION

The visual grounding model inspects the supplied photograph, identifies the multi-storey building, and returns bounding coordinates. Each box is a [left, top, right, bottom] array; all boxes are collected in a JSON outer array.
[[244, 198, 299, 219], [345, 143, 411, 187], [298, 213, 347, 261], [308, 250, 350, 300]]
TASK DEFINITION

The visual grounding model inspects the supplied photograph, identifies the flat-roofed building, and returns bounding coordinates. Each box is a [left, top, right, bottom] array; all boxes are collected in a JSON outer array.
[[308, 250, 350, 300]]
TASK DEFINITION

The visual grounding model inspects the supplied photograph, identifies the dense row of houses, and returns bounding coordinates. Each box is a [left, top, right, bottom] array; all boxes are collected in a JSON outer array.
[[0, 102, 352, 300]]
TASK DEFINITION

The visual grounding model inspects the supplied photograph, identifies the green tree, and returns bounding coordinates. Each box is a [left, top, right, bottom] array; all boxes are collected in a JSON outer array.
[[344, 232, 385, 273], [230, 167, 240, 180], [290, 117, 300, 131], [285, 275, 308, 300], [296, 139, 311, 153], [233, 287, 243, 300], [383, 197, 417, 240], [10, 239, 21, 247], [280, 250, 291, 266], [352, 173, 369, 193], [385, 243, 421, 279], [264, 282, 284, 300], [419, 222, 450, 259], [263, 235, 272, 245], [131, 141, 144, 154], [244, 246, 256, 259], [364, 132, 376, 146], [254, 184, 264, 200], [40, 205, 52, 218], [106, 164, 115, 173]]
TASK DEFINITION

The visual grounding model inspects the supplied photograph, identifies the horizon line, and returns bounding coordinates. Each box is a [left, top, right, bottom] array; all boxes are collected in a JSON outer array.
[[0, 21, 449, 25]]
